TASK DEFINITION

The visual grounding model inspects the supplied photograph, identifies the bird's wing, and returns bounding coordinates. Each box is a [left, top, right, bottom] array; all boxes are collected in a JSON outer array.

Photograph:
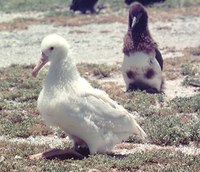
[[155, 48, 163, 70], [88, 90, 123, 111], [83, 89, 147, 139]]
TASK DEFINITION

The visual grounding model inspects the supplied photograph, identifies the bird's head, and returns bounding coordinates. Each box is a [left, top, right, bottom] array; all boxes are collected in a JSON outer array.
[[129, 3, 148, 33], [32, 34, 69, 77]]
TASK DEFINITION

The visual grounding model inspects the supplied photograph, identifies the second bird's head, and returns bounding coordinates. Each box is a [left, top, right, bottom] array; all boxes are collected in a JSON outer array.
[[129, 3, 148, 33]]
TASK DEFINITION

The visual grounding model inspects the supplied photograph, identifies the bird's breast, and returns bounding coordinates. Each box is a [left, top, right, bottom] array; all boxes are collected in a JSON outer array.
[[122, 51, 156, 73]]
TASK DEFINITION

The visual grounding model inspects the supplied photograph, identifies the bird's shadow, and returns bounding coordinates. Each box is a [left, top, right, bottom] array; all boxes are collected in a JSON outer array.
[[106, 152, 129, 159], [47, 148, 129, 161], [47, 154, 84, 160], [45, 147, 89, 160]]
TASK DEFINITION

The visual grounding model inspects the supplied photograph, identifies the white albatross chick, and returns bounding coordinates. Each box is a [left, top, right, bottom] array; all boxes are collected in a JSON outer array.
[[29, 34, 147, 159]]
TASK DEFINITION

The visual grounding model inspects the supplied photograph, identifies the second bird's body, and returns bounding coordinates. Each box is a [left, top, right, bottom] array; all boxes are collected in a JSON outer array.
[[122, 3, 163, 93]]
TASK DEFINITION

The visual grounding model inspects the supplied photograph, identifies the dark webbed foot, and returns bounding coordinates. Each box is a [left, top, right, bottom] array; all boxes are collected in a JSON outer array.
[[28, 148, 84, 160]]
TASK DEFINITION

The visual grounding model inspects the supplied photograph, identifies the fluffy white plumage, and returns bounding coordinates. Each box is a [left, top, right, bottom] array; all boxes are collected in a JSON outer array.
[[122, 51, 163, 91], [32, 34, 147, 157]]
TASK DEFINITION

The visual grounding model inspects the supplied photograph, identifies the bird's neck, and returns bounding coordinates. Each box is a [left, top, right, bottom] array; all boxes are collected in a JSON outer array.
[[130, 29, 157, 54], [46, 57, 80, 87], [131, 29, 151, 42]]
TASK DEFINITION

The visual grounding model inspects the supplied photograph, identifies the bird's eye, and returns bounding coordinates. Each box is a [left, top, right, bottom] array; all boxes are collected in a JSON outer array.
[[137, 13, 142, 21], [50, 47, 54, 51]]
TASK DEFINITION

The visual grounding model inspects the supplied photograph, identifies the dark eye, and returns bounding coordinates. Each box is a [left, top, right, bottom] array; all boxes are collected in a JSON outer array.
[[50, 47, 54, 50]]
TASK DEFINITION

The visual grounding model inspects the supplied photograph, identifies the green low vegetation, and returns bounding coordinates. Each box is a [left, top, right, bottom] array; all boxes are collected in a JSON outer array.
[[0, 59, 199, 171], [0, 0, 70, 13], [154, 0, 200, 8], [0, 0, 200, 171], [182, 76, 200, 86]]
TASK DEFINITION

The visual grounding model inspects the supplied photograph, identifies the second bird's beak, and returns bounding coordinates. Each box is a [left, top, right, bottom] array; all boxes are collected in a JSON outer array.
[[32, 53, 49, 77], [131, 16, 137, 28], [131, 13, 142, 29]]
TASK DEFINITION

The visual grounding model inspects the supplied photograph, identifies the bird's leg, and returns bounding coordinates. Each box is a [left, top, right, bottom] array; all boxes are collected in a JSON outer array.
[[28, 148, 84, 160], [70, 135, 89, 152], [72, 141, 90, 157], [72, 141, 80, 151]]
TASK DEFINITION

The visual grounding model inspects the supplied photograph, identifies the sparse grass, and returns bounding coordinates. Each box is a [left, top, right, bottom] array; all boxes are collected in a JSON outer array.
[[0, 0, 71, 13], [1, 0, 200, 13], [163, 56, 183, 80], [181, 58, 199, 76], [0, 0, 127, 13], [182, 76, 200, 87], [1, 0, 200, 32], [0, 1, 200, 170], [179, 47, 200, 77], [0, 64, 53, 137], [155, 0, 200, 8], [169, 94, 200, 113], [0, 140, 199, 171], [0, 17, 39, 32], [181, 64, 199, 76], [164, 54, 200, 80], [120, 90, 164, 116], [189, 46, 200, 56], [0, 62, 200, 171], [77, 63, 120, 79], [143, 116, 191, 146], [187, 119, 200, 144]]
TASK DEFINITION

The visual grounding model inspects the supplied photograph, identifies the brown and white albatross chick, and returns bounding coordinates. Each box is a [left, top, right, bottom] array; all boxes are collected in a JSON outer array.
[[29, 34, 147, 159], [122, 3, 163, 93]]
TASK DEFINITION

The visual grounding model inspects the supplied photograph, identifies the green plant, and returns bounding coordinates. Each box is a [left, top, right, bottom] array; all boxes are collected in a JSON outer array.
[[77, 63, 120, 79], [0, 64, 200, 171], [142, 116, 190, 146], [123, 91, 164, 116], [189, 46, 200, 56], [181, 65, 199, 76], [182, 76, 200, 86], [169, 94, 200, 113], [154, 0, 200, 8], [0, 0, 71, 13], [187, 119, 200, 143]]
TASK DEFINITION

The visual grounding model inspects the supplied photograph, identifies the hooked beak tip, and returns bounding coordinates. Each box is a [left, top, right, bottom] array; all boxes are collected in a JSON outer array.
[[32, 71, 37, 77]]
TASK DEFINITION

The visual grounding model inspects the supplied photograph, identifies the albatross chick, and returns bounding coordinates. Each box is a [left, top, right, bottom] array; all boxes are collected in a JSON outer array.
[[122, 3, 164, 93], [29, 34, 147, 159]]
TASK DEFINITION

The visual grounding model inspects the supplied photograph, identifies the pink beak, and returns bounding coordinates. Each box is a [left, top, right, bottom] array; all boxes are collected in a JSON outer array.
[[32, 53, 49, 77]]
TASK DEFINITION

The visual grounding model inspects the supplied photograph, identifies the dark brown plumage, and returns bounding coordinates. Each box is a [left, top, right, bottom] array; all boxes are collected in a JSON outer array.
[[123, 4, 156, 55], [70, 0, 99, 14], [123, 3, 163, 70]]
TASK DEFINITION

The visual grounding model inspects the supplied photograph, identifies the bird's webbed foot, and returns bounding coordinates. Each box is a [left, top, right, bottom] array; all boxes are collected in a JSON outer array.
[[28, 148, 84, 160]]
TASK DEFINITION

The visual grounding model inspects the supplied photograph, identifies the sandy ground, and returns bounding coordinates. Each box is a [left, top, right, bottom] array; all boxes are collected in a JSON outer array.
[[1, 13, 200, 99], [0, 11, 199, 156], [1, 15, 200, 67]]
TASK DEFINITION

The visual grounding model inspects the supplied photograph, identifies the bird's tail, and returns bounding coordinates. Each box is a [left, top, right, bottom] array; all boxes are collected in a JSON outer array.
[[129, 113, 147, 141], [133, 119, 147, 140]]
